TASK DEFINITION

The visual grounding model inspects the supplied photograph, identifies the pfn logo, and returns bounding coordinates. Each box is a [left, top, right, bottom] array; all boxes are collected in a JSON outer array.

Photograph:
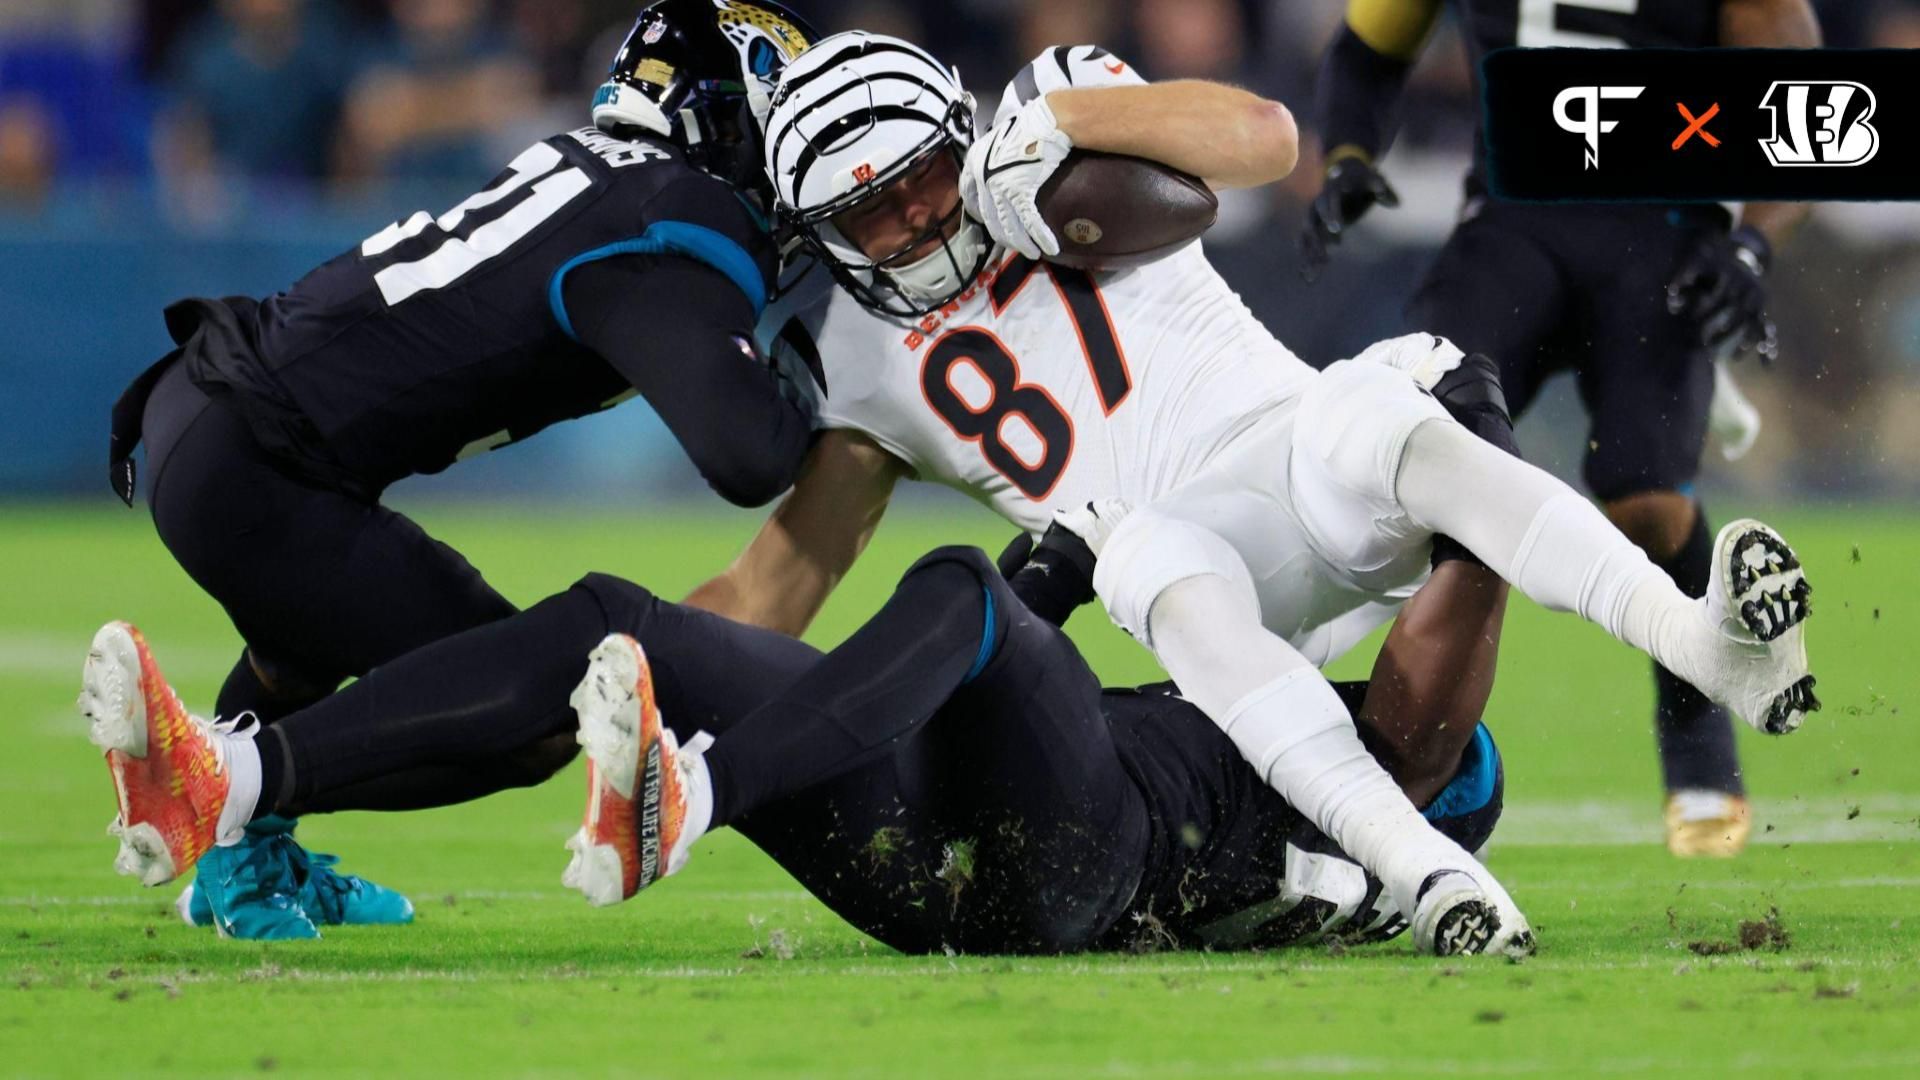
[[1553, 85, 1645, 169], [1759, 81, 1879, 167]]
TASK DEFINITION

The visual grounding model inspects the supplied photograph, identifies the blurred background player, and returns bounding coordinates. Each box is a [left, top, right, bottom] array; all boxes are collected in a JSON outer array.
[[99, 0, 817, 939], [1300, 0, 1824, 857]]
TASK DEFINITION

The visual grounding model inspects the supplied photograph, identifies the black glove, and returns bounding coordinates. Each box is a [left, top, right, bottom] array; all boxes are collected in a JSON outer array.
[[998, 521, 1098, 628], [1432, 352, 1519, 461], [1300, 155, 1400, 282], [1667, 224, 1777, 363], [994, 531, 1035, 580]]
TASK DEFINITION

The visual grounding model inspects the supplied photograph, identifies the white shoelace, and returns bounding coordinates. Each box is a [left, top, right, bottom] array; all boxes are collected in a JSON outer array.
[[191, 711, 261, 776]]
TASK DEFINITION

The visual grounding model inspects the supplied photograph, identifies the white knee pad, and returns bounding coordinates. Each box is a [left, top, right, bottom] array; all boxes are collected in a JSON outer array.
[[1094, 510, 1256, 647]]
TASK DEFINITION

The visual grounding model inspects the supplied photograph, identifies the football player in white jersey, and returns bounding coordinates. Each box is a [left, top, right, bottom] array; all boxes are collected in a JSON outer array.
[[692, 32, 1818, 957]]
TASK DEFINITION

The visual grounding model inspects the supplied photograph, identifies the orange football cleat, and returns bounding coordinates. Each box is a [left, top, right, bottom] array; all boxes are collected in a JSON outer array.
[[561, 634, 709, 906], [77, 622, 239, 886]]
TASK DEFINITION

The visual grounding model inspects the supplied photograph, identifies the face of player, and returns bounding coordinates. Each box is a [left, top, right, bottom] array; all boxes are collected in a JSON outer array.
[[829, 150, 964, 267]]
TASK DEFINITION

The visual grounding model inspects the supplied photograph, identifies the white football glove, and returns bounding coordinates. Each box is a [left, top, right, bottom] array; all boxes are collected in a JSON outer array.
[[960, 94, 1073, 260], [1052, 498, 1132, 558]]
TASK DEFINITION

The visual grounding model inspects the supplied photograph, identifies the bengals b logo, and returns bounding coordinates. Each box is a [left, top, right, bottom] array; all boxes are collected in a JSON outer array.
[[1758, 81, 1879, 167]]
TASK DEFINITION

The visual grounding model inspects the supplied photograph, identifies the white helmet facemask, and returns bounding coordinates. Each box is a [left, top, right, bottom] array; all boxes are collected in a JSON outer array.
[[764, 31, 993, 317]]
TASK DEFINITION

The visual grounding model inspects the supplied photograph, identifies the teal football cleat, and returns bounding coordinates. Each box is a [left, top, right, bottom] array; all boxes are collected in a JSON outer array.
[[178, 819, 413, 930], [179, 852, 415, 929], [298, 849, 415, 927], [191, 833, 320, 940]]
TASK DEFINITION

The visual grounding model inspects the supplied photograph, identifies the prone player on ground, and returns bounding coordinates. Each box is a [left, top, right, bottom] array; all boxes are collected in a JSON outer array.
[[690, 32, 1819, 955], [1300, 0, 1823, 855], [77, 529, 1512, 954], [97, 0, 820, 939]]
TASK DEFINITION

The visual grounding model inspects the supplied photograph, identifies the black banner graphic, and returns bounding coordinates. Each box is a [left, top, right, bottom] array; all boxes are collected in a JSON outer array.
[[1484, 49, 1919, 201]]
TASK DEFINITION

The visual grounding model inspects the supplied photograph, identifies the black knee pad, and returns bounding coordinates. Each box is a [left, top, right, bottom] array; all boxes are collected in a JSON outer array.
[[902, 546, 1031, 685], [902, 544, 1000, 586], [571, 572, 658, 636]]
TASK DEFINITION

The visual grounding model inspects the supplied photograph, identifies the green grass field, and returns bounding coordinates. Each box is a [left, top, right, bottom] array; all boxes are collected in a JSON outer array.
[[3, 500, 1917, 1077]]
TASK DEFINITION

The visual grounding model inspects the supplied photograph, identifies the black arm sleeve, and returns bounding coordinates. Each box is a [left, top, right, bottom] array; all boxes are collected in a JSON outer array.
[[565, 255, 812, 508], [1314, 24, 1417, 162]]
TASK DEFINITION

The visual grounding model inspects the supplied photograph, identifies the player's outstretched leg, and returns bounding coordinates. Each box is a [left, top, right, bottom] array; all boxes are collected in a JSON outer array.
[[562, 634, 714, 907], [1393, 418, 1818, 735], [75, 622, 318, 939], [1093, 509, 1535, 959]]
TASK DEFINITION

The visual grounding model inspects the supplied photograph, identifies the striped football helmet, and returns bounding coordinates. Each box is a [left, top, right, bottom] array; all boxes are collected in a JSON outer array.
[[764, 31, 990, 317]]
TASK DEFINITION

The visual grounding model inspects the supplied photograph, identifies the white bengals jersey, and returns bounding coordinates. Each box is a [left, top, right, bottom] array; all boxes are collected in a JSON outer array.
[[759, 47, 1313, 533]]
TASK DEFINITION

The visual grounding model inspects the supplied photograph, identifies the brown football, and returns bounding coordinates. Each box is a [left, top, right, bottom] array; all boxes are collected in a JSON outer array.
[[1035, 150, 1219, 271]]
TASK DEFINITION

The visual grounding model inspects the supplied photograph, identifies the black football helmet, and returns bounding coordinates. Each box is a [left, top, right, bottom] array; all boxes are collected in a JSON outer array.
[[592, 0, 818, 202]]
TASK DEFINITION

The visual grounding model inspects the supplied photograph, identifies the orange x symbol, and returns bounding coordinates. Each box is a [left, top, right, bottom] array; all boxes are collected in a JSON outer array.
[[1673, 102, 1721, 150]]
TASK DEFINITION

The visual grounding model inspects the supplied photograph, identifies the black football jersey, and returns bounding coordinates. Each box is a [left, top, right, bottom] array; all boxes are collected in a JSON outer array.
[[194, 127, 775, 490], [1444, 1, 1719, 192], [1451, 0, 1719, 64]]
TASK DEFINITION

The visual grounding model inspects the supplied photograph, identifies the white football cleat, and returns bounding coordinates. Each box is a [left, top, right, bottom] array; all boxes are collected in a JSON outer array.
[[1410, 865, 1536, 959], [1697, 520, 1818, 734]]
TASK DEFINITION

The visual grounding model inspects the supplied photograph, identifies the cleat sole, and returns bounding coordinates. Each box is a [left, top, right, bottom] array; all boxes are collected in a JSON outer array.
[[78, 623, 144, 758], [563, 828, 627, 908], [570, 638, 644, 799], [1725, 524, 1812, 644], [1764, 674, 1821, 735], [1432, 901, 1498, 956], [109, 817, 176, 887]]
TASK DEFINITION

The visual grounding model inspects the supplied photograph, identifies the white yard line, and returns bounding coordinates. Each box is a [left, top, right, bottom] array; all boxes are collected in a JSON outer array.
[[33, 953, 1905, 985], [0, 631, 238, 682], [1494, 796, 1920, 846]]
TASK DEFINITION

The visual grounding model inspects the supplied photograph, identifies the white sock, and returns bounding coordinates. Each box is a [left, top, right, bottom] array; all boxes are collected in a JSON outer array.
[[1395, 420, 1710, 678], [213, 726, 261, 848], [667, 731, 715, 875], [1145, 575, 1475, 915], [1220, 669, 1477, 914]]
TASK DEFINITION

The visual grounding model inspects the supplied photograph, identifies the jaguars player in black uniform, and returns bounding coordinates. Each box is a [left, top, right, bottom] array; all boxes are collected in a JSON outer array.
[[103, 0, 820, 938], [90, 529, 1512, 956], [1300, 0, 1822, 857]]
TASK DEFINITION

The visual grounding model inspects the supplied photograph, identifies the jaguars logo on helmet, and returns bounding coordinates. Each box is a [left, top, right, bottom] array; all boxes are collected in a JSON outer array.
[[593, 0, 817, 202]]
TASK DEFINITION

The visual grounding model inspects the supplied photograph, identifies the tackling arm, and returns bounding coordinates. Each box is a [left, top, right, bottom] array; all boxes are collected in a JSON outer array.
[[1353, 560, 1509, 808], [1046, 81, 1299, 190], [566, 257, 813, 508], [683, 430, 907, 636]]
